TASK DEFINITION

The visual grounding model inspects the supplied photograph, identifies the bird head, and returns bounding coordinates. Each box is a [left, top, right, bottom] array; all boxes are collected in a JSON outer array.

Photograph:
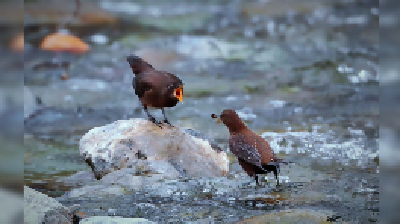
[[211, 109, 246, 132], [211, 113, 221, 124]]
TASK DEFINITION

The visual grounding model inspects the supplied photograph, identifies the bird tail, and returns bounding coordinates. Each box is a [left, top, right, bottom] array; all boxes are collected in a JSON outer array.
[[126, 55, 154, 74]]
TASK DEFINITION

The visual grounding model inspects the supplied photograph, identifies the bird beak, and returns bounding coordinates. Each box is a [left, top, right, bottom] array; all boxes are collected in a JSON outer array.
[[174, 86, 183, 102], [211, 114, 221, 124], [61, 74, 68, 80]]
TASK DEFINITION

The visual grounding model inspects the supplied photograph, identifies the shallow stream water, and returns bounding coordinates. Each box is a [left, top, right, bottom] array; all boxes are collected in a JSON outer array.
[[24, 0, 379, 222]]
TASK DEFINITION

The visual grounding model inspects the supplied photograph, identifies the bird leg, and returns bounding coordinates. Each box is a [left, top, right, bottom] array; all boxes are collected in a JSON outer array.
[[143, 106, 162, 128], [161, 108, 173, 127], [255, 175, 261, 186], [254, 175, 265, 189], [274, 167, 280, 186]]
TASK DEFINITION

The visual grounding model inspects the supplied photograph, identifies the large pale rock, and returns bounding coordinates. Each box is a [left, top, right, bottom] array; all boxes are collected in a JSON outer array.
[[80, 119, 229, 180]]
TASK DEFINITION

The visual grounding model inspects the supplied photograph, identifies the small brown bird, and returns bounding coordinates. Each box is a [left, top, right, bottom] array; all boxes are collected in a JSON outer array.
[[212, 109, 287, 185], [127, 55, 183, 127]]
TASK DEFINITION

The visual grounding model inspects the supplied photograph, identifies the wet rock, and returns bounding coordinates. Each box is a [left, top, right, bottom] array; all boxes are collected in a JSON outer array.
[[60, 183, 127, 199], [238, 208, 338, 223], [80, 118, 229, 180], [185, 129, 222, 153], [24, 186, 80, 224], [80, 216, 155, 224]]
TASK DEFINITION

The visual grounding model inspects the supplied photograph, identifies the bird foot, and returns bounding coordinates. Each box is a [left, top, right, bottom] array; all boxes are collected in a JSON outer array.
[[163, 119, 174, 127], [148, 117, 163, 128], [255, 182, 264, 189]]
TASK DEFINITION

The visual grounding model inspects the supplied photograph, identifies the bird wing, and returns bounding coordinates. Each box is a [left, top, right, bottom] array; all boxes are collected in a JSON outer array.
[[134, 73, 154, 98], [229, 134, 264, 169]]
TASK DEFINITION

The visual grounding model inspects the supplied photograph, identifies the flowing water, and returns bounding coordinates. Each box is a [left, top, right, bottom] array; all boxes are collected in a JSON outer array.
[[24, 0, 379, 222]]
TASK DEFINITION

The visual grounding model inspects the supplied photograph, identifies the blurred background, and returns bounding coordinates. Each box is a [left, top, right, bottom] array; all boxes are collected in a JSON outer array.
[[0, 0, 398, 223]]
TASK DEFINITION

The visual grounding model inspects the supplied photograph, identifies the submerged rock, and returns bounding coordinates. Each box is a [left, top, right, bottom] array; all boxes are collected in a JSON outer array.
[[80, 118, 229, 180]]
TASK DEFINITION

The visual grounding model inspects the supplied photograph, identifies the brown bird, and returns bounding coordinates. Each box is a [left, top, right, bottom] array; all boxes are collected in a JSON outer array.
[[212, 109, 287, 185], [127, 55, 183, 127]]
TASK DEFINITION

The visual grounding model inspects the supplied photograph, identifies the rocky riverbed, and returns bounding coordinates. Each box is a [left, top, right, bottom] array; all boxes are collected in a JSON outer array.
[[23, 0, 379, 222]]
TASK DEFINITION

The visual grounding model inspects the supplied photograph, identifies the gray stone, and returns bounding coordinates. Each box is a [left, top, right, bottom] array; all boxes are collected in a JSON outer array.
[[24, 186, 80, 224]]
